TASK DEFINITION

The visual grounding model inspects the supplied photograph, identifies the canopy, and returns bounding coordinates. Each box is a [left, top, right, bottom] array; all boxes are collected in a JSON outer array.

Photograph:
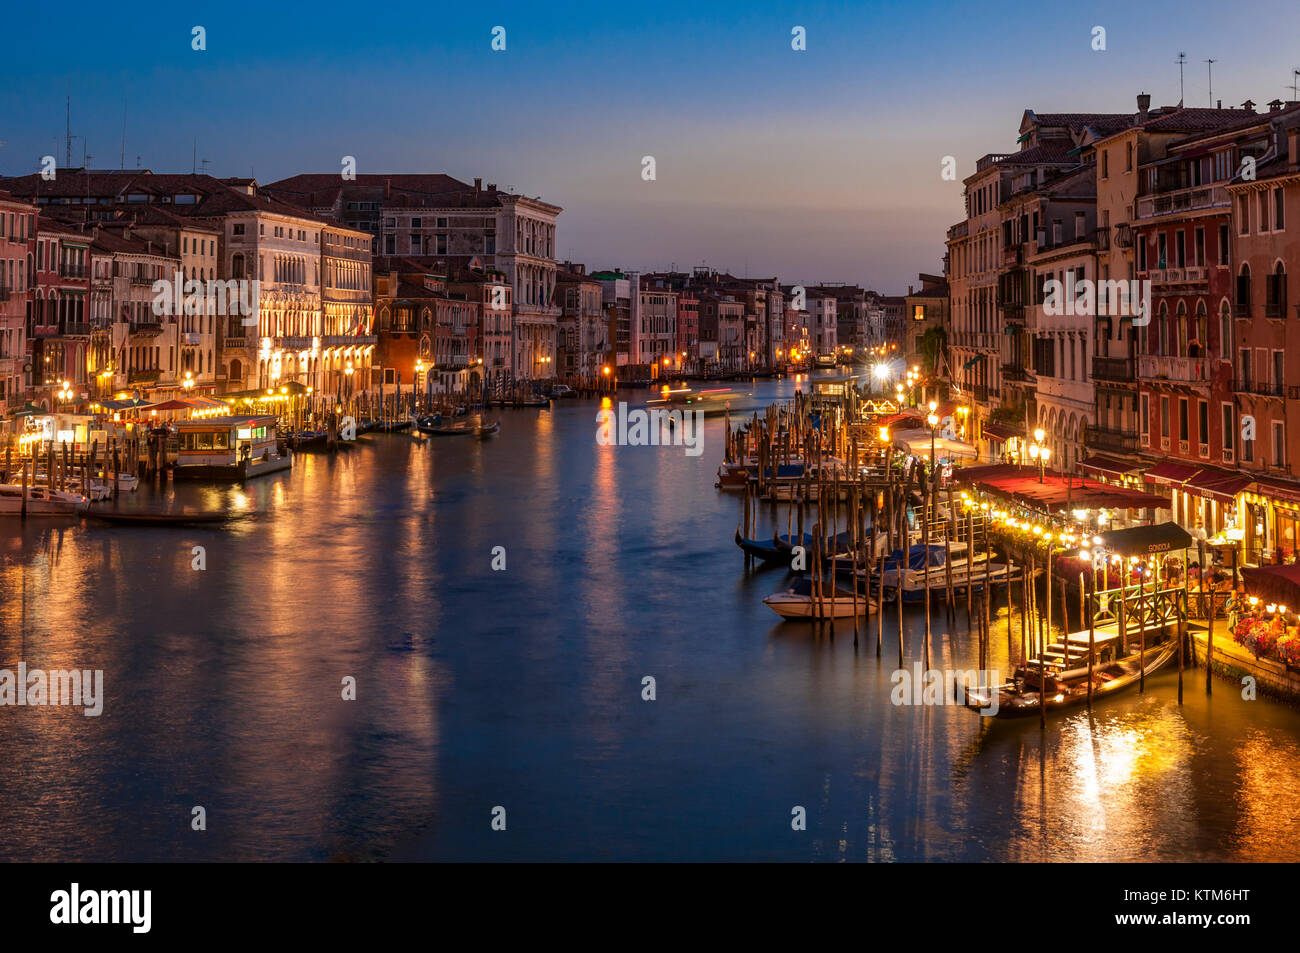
[[1144, 461, 1200, 486], [892, 428, 978, 461], [1096, 521, 1192, 556], [1240, 564, 1300, 606], [957, 464, 1168, 511], [982, 421, 1024, 442], [1183, 467, 1253, 504], [8, 402, 44, 417], [222, 381, 309, 400], [1078, 455, 1143, 480], [97, 398, 151, 410]]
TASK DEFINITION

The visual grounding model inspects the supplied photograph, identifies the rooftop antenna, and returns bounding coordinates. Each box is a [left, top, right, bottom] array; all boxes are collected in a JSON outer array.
[[1177, 52, 1187, 104], [65, 85, 72, 167], [192, 139, 197, 174], [121, 104, 126, 170], [199, 158, 211, 174], [1292, 69, 1299, 101], [1205, 59, 1216, 106]]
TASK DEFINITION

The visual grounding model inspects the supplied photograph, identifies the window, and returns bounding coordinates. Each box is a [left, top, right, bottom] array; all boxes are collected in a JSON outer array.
[[1157, 233, 1167, 269], [1126, 142, 1134, 171], [1274, 421, 1286, 467], [1218, 224, 1229, 265], [1275, 349, 1285, 392], [1140, 393, 1150, 439], [1239, 195, 1250, 234], [1102, 150, 1109, 178], [1276, 188, 1286, 230], [1179, 398, 1189, 442], [1194, 227, 1204, 267], [1161, 396, 1170, 441], [232, 223, 245, 236], [1176, 231, 1186, 268], [1222, 403, 1234, 453], [1075, 212, 1086, 238], [411, 218, 421, 229], [1219, 304, 1232, 360], [437, 218, 448, 228], [1198, 400, 1209, 453], [1260, 191, 1271, 232]]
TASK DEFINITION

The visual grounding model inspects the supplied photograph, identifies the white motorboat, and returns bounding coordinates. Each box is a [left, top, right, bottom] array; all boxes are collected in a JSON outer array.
[[0, 484, 89, 515], [764, 576, 877, 620]]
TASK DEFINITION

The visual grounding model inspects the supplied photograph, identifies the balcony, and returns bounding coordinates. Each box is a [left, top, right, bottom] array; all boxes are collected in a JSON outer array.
[[998, 300, 1025, 323], [1266, 302, 1285, 320], [129, 322, 163, 336], [1138, 354, 1210, 384], [1001, 363, 1032, 383], [223, 336, 248, 350], [128, 368, 161, 384], [1002, 245, 1023, 267], [1234, 300, 1252, 319], [1092, 356, 1135, 382], [276, 336, 313, 350], [182, 332, 202, 346], [58, 265, 86, 279], [1095, 227, 1110, 252], [59, 323, 92, 337], [1146, 267, 1208, 285], [1235, 378, 1284, 397], [972, 383, 989, 404], [1135, 184, 1229, 220], [319, 334, 377, 346], [1086, 426, 1138, 452], [1114, 223, 1133, 248], [129, 275, 155, 286]]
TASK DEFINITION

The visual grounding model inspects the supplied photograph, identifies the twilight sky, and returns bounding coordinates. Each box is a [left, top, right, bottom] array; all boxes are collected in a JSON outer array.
[[4, 0, 1300, 292]]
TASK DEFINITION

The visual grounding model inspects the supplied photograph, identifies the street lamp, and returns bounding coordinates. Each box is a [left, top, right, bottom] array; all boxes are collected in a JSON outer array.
[[182, 371, 194, 392], [1028, 427, 1051, 483], [927, 407, 940, 485]]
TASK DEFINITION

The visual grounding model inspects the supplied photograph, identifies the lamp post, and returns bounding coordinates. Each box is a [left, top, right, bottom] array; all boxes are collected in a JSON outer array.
[[927, 404, 940, 486], [1028, 426, 1051, 483]]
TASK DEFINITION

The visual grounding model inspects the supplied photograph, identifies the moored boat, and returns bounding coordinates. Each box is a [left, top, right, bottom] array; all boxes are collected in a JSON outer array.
[[0, 484, 89, 515], [963, 638, 1177, 719], [763, 575, 876, 619]]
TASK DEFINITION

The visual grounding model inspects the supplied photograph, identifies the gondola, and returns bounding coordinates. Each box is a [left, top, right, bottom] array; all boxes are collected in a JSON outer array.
[[288, 430, 328, 450], [420, 419, 499, 437], [87, 510, 249, 526], [962, 638, 1178, 719], [474, 422, 500, 438], [734, 527, 790, 564]]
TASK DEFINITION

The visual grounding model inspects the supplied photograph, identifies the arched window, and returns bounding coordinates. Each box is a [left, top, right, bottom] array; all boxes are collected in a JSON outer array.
[[1219, 300, 1232, 361], [1237, 263, 1252, 315], [1176, 301, 1189, 356], [1158, 301, 1170, 355]]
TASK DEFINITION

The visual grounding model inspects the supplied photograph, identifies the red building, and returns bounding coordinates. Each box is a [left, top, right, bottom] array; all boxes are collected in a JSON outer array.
[[1133, 125, 1242, 530], [0, 190, 35, 414], [30, 218, 92, 411]]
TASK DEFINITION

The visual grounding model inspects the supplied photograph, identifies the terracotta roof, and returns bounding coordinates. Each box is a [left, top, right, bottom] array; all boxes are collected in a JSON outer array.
[[999, 141, 1078, 165]]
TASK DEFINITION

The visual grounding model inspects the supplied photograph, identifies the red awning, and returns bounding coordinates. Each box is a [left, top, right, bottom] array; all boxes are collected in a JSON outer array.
[[1184, 468, 1253, 503], [1241, 564, 1300, 605], [1254, 475, 1300, 505], [1144, 461, 1201, 486], [956, 464, 1168, 511], [1079, 455, 1142, 479], [982, 421, 1024, 442]]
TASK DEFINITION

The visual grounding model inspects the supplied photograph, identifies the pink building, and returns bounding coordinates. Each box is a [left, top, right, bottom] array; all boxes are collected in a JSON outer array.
[[0, 190, 35, 414]]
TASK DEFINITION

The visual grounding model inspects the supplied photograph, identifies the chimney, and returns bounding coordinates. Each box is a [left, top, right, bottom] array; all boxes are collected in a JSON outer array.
[[486, 183, 496, 192], [1137, 92, 1151, 121], [474, 177, 482, 194], [1290, 127, 1299, 170], [1270, 99, 1285, 112], [384, 178, 391, 199], [1217, 100, 1222, 109], [1243, 100, 1257, 114]]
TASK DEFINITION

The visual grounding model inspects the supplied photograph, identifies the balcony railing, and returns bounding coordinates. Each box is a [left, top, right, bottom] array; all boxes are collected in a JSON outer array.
[[1234, 300, 1252, 318], [998, 301, 1025, 322], [972, 383, 989, 403], [59, 323, 92, 337], [58, 265, 87, 279], [129, 322, 163, 336], [1235, 378, 1284, 397], [128, 368, 161, 383], [1135, 184, 1229, 220], [1266, 302, 1284, 319], [1092, 356, 1135, 382], [224, 336, 248, 350], [1001, 363, 1032, 383], [182, 332, 202, 345], [0, 287, 10, 302], [1138, 353, 1210, 384], [1084, 426, 1139, 453]]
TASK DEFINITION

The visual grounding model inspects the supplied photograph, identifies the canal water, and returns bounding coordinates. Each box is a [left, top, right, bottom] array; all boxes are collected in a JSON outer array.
[[3, 371, 1300, 861]]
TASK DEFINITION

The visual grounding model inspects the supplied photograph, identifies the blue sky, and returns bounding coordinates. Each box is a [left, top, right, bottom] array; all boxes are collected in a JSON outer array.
[[5, 1, 1300, 290]]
